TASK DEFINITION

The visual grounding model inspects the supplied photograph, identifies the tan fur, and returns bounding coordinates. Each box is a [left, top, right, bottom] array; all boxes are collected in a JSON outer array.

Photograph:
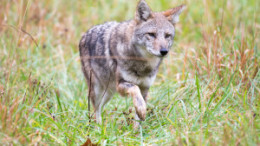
[[162, 5, 186, 17]]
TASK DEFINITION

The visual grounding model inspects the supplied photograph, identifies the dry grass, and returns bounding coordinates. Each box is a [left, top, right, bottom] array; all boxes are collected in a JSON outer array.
[[0, 0, 259, 145]]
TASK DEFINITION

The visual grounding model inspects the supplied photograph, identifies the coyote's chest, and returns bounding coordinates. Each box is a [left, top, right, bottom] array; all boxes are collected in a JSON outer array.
[[119, 57, 161, 88]]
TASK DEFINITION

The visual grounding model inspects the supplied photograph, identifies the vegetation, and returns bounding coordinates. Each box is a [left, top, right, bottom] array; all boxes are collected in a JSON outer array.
[[0, 0, 259, 145]]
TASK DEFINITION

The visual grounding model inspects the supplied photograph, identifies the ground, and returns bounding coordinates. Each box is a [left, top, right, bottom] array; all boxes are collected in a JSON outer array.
[[0, 0, 259, 145]]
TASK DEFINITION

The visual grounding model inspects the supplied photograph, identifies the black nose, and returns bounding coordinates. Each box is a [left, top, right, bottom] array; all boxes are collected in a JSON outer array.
[[160, 48, 168, 56]]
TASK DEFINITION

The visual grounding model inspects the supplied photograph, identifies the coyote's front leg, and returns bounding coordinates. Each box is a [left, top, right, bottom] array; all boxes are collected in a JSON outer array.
[[117, 81, 146, 121]]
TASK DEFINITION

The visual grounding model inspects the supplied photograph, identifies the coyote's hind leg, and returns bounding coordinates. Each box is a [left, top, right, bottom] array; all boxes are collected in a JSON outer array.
[[94, 91, 113, 124]]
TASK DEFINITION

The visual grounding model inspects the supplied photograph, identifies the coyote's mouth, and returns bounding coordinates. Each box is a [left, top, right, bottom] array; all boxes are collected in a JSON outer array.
[[146, 49, 165, 58]]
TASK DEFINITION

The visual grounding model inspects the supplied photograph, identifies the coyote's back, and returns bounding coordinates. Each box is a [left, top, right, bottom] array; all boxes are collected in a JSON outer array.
[[79, 22, 119, 85]]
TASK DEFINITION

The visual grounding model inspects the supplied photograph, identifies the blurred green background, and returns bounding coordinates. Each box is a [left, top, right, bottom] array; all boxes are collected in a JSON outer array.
[[0, 0, 259, 145]]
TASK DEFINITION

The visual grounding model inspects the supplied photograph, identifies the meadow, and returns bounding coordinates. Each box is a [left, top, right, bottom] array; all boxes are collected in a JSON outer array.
[[0, 0, 259, 145]]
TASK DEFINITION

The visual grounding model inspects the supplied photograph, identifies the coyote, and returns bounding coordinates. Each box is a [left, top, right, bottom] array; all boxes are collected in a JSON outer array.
[[79, 0, 185, 125]]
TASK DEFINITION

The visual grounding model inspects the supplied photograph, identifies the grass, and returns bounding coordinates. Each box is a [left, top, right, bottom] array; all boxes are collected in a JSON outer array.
[[0, 0, 259, 145]]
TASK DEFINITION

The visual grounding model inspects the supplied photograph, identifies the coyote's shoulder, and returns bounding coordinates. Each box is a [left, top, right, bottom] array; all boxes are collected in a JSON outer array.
[[79, 0, 185, 124]]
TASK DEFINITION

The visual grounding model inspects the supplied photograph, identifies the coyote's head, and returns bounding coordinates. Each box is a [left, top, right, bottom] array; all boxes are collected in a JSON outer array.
[[133, 0, 185, 57]]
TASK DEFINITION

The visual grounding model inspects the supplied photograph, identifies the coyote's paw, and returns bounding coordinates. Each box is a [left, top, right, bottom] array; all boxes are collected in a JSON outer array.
[[133, 96, 146, 121], [133, 120, 140, 129]]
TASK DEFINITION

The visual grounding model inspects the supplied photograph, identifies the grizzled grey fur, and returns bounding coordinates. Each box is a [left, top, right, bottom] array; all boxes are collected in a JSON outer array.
[[79, 0, 185, 126]]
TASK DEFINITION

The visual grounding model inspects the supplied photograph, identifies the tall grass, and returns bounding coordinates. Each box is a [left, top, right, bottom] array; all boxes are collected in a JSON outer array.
[[0, 0, 259, 145]]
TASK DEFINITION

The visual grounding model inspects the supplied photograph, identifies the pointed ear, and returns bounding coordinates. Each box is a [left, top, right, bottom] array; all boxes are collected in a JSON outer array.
[[135, 0, 153, 23], [162, 5, 186, 25]]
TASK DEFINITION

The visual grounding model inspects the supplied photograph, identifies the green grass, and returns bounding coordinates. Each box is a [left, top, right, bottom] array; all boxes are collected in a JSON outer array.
[[0, 0, 259, 145]]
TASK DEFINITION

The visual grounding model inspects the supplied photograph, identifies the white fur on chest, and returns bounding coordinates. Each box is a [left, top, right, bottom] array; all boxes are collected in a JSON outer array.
[[147, 56, 161, 69], [120, 68, 157, 88]]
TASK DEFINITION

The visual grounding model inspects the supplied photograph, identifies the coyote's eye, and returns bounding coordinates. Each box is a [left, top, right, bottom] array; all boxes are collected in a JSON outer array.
[[165, 33, 172, 39], [147, 33, 156, 38]]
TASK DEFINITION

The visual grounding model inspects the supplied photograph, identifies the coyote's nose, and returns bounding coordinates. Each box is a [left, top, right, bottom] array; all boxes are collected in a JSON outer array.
[[160, 48, 168, 56]]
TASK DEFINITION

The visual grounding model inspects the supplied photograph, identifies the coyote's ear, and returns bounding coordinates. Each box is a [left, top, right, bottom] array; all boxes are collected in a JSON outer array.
[[162, 5, 186, 25], [135, 0, 152, 23]]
